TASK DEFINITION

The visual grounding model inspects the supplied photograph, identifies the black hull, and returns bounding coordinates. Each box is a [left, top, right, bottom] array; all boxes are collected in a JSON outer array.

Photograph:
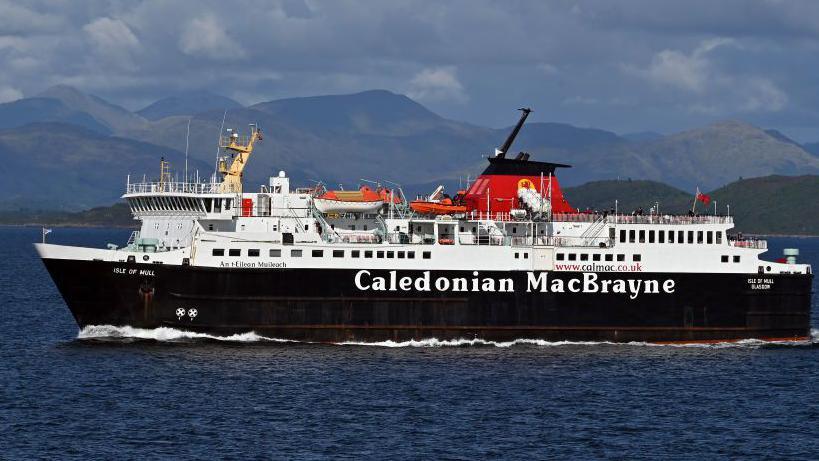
[[42, 259, 813, 343]]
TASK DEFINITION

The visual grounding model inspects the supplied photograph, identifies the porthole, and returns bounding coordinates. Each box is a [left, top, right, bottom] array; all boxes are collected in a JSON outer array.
[[142, 255, 149, 261]]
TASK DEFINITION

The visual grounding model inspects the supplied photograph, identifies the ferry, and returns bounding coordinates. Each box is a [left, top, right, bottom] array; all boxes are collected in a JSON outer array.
[[36, 110, 813, 343]]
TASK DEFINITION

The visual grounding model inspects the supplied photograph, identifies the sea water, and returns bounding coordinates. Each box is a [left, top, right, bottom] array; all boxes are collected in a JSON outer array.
[[1, 226, 818, 459]]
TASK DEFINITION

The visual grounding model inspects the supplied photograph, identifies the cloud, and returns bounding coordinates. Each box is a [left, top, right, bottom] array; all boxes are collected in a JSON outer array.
[[635, 38, 736, 92], [0, 2, 62, 35], [407, 66, 467, 103], [83, 17, 141, 69], [0, 86, 23, 103], [179, 14, 247, 60]]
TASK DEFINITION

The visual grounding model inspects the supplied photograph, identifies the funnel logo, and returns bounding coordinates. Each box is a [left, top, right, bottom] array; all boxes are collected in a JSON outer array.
[[518, 178, 534, 189]]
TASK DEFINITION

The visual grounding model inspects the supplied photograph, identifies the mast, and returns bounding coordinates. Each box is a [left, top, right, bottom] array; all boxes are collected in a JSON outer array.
[[495, 108, 532, 159], [217, 124, 263, 193]]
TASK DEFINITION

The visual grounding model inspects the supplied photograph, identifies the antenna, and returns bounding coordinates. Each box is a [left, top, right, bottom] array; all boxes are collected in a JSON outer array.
[[184, 118, 191, 184], [214, 109, 227, 175], [496, 108, 532, 159]]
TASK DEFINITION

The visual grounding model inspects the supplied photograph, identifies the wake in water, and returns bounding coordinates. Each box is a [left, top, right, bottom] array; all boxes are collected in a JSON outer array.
[[77, 325, 819, 349]]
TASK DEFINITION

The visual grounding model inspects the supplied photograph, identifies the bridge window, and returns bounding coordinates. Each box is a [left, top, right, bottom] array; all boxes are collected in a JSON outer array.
[[648, 230, 655, 243], [658, 231, 665, 243], [291, 249, 302, 257], [270, 249, 281, 257], [629, 230, 636, 243], [620, 230, 626, 243], [697, 231, 704, 244], [716, 232, 723, 244], [707, 231, 713, 244], [212, 249, 224, 256], [229, 249, 240, 257], [668, 230, 675, 243], [687, 231, 694, 244], [248, 249, 260, 257], [678, 230, 684, 243], [639, 230, 645, 243]]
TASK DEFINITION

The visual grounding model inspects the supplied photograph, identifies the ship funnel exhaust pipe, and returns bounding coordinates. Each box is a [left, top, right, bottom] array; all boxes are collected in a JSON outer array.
[[496, 107, 532, 159]]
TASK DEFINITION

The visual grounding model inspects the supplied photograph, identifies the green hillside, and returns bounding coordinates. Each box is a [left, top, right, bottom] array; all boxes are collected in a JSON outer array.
[[564, 176, 819, 235]]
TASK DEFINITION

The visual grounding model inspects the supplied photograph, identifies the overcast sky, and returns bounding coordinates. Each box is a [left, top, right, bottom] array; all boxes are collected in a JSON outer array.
[[3, 0, 819, 140]]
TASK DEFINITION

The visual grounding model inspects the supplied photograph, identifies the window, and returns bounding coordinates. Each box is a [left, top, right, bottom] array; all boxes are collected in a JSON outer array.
[[333, 250, 344, 258], [304, 225, 309, 231], [678, 230, 684, 244], [580, 254, 589, 261], [398, 251, 405, 259], [377, 251, 385, 258], [707, 231, 713, 244], [648, 230, 655, 243], [668, 231, 675, 243], [212, 249, 225, 256], [716, 232, 723, 244], [721, 255, 729, 263], [514, 252, 519, 259], [639, 230, 645, 243], [312, 250, 323, 257], [270, 249, 281, 257], [593, 254, 601, 261], [620, 230, 627, 243], [387, 251, 394, 258], [556, 253, 565, 261], [523, 253, 529, 259], [633, 254, 641, 262], [733, 255, 740, 263], [423, 251, 431, 259], [248, 249, 260, 257], [291, 249, 302, 257], [229, 249, 241, 257], [512, 227, 517, 234], [224, 199, 231, 210], [568, 254, 577, 261], [629, 230, 636, 243], [687, 231, 694, 244], [351, 250, 360, 258], [605, 254, 613, 262], [408, 251, 416, 259], [363, 225, 368, 231], [617, 254, 625, 262], [697, 231, 704, 244], [364, 251, 373, 258], [658, 231, 665, 244]]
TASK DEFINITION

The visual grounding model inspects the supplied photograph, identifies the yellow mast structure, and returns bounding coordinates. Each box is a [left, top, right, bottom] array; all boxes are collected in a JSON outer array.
[[217, 124, 262, 193]]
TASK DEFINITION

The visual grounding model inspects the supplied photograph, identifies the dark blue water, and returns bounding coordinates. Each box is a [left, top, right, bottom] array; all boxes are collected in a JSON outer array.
[[2, 227, 818, 459]]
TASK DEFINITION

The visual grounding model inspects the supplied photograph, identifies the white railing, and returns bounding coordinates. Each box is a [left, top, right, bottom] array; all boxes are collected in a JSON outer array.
[[551, 213, 734, 225], [729, 238, 767, 249], [125, 181, 223, 195]]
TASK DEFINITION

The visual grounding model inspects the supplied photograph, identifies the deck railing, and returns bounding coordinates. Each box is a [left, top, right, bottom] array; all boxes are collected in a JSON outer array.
[[125, 181, 223, 195], [728, 238, 767, 249]]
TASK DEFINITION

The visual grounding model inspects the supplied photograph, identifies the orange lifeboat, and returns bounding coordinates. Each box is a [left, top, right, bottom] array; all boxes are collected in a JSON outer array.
[[410, 197, 467, 215], [314, 186, 384, 213]]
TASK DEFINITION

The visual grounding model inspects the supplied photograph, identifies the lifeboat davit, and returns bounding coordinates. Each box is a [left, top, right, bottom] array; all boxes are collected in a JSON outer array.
[[314, 186, 384, 213]]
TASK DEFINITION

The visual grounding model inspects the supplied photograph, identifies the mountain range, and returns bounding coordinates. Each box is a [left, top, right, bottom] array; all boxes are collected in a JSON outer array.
[[2, 85, 819, 210]]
